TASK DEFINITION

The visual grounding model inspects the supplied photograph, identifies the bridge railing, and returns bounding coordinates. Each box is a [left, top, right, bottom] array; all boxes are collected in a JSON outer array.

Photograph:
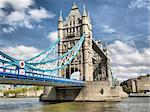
[[0, 67, 84, 84]]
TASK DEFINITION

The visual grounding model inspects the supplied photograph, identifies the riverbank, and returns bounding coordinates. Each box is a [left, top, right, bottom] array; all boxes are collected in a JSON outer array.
[[0, 87, 43, 98], [129, 92, 150, 97]]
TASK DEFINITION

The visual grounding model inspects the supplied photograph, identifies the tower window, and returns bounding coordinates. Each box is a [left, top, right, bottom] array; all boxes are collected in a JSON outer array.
[[100, 89, 104, 94], [70, 21, 71, 26], [70, 42, 75, 47], [80, 20, 82, 24], [76, 27, 78, 31], [78, 18, 80, 24]]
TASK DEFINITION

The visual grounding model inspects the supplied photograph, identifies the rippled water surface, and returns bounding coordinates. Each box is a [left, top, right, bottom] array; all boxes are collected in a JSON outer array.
[[0, 97, 149, 112]]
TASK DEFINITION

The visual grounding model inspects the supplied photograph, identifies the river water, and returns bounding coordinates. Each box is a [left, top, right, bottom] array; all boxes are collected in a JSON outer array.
[[0, 97, 149, 112]]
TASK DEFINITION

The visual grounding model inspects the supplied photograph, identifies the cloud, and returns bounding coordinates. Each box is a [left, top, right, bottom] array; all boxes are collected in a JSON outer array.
[[5, 11, 34, 29], [2, 27, 15, 33], [148, 35, 150, 44], [129, 0, 150, 10], [47, 31, 58, 42], [1, 45, 41, 60], [28, 7, 55, 22], [7, 11, 26, 22], [0, 0, 34, 10], [37, 25, 44, 29], [109, 40, 150, 81], [0, 0, 6, 8], [0, 0, 55, 33], [101, 25, 116, 34]]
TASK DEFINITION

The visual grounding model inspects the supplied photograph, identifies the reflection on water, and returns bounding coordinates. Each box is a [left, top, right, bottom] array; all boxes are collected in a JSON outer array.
[[0, 97, 149, 112]]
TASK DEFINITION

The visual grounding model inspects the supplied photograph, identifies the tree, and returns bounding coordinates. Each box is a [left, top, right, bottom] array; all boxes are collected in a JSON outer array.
[[122, 85, 132, 94]]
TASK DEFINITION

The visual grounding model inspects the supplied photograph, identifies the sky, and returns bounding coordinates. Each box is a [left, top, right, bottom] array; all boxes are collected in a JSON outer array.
[[0, 0, 150, 82]]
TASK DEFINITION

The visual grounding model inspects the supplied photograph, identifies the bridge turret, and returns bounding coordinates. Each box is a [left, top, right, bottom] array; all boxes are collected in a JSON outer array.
[[58, 11, 64, 77], [82, 6, 92, 37], [57, 3, 94, 81], [82, 5, 93, 81], [82, 5, 88, 35], [58, 11, 63, 39], [88, 12, 92, 28]]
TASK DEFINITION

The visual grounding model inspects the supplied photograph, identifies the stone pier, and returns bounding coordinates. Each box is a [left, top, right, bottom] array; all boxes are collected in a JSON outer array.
[[40, 81, 127, 102]]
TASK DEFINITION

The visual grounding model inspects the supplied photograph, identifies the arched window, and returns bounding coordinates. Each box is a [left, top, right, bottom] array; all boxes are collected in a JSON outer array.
[[70, 21, 71, 26], [76, 27, 78, 31], [73, 27, 75, 32], [100, 89, 104, 94], [70, 42, 75, 47]]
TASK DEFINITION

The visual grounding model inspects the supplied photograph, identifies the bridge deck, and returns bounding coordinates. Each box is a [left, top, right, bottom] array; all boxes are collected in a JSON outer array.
[[0, 68, 84, 87]]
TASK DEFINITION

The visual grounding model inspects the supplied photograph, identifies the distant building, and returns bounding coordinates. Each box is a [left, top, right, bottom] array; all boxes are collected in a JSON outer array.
[[121, 74, 150, 93]]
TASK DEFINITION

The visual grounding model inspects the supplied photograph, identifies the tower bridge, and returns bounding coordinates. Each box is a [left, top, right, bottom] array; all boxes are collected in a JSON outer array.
[[0, 3, 126, 101]]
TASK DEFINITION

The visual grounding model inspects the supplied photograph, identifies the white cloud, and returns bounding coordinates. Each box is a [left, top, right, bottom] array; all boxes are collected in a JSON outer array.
[[148, 35, 150, 44], [1, 45, 41, 60], [29, 7, 55, 22], [0, 0, 55, 33], [109, 40, 150, 81], [4, 11, 34, 30], [37, 25, 44, 29], [0, 0, 34, 10], [129, 0, 150, 10], [47, 31, 58, 42], [113, 72, 140, 82], [101, 25, 116, 34], [0, 0, 6, 8], [2, 27, 15, 33], [7, 11, 25, 22]]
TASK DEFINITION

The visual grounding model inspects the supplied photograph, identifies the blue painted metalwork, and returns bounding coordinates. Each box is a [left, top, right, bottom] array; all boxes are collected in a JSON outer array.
[[0, 67, 84, 86], [26, 37, 60, 62], [26, 35, 84, 65], [25, 35, 85, 72], [0, 35, 85, 86]]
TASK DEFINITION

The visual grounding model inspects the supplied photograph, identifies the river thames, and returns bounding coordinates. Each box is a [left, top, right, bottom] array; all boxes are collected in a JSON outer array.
[[0, 97, 149, 112]]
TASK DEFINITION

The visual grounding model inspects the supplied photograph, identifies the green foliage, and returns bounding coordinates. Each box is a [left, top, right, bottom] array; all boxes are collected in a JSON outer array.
[[30, 86, 44, 91], [3, 88, 28, 96], [2, 86, 43, 96], [146, 74, 150, 77], [138, 90, 144, 93], [122, 85, 133, 94]]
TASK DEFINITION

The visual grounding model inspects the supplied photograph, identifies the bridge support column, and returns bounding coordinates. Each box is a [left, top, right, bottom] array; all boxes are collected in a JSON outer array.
[[40, 81, 127, 102], [83, 37, 93, 81], [40, 86, 57, 101]]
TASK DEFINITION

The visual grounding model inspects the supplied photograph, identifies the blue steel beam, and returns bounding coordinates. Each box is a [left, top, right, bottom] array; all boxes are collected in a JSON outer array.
[[0, 71, 84, 87], [26, 37, 60, 62], [25, 36, 84, 72], [26, 35, 84, 65], [0, 51, 18, 62]]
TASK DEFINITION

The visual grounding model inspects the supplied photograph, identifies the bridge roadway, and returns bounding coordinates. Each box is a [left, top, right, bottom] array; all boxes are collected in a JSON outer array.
[[0, 67, 84, 87]]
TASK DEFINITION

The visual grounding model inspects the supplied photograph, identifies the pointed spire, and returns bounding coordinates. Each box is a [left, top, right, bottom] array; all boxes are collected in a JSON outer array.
[[83, 5, 87, 17], [72, 2, 78, 10], [88, 12, 90, 18], [88, 12, 91, 22], [59, 10, 63, 22]]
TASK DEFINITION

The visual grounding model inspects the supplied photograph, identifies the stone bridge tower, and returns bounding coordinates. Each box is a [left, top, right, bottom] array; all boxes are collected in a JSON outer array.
[[58, 3, 93, 81], [40, 3, 127, 102]]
